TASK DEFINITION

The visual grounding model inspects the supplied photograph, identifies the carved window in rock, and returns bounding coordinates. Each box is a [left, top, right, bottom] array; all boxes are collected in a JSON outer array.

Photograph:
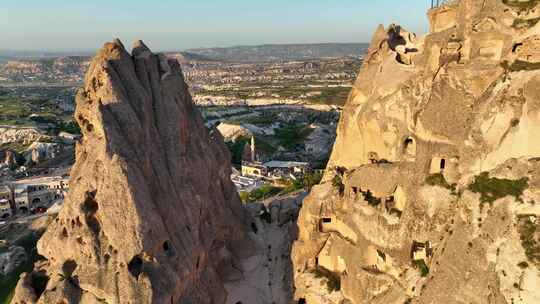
[[440, 159, 446, 170], [319, 218, 332, 232], [404, 137, 417, 158], [368, 152, 379, 164]]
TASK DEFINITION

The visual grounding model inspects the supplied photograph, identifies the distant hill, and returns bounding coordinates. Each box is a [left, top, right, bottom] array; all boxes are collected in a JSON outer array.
[[164, 51, 217, 63], [0, 43, 369, 63], [186, 43, 369, 62], [0, 50, 93, 60]]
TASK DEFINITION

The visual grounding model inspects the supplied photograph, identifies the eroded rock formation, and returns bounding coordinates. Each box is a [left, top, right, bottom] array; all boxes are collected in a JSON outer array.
[[292, 1, 540, 303], [11, 39, 251, 304]]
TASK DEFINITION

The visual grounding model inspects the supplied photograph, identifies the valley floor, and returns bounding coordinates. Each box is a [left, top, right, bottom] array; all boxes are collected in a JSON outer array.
[[224, 191, 306, 304]]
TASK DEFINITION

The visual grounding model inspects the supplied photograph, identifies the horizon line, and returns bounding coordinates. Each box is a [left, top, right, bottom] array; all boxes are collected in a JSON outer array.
[[0, 41, 370, 55]]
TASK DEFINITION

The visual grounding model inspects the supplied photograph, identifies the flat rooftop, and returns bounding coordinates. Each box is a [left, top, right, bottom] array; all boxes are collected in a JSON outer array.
[[263, 161, 309, 168], [12, 176, 67, 187]]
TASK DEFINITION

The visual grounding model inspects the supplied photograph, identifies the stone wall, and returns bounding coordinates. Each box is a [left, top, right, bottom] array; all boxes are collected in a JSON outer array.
[[428, 5, 458, 33]]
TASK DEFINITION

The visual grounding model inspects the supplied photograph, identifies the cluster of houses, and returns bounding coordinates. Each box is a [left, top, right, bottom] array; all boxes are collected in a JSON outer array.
[[233, 160, 311, 191], [241, 160, 310, 180], [0, 175, 69, 219], [231, 136, 312, 191]]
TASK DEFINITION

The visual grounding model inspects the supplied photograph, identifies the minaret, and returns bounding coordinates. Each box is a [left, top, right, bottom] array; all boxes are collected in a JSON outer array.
[[251, 136, 256, 162]]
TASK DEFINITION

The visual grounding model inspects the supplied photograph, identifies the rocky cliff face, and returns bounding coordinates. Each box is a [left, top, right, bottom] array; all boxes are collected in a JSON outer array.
[[11, 40, 251, 304], [292, 0, 540, 303]]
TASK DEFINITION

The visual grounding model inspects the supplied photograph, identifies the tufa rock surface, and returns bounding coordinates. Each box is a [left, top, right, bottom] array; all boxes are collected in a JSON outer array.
[[292, 0, 540, 303], [12, 39, 251, 304]]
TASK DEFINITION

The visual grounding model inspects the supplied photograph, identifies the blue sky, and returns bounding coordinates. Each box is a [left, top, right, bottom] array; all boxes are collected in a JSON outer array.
[[0, 0, 430, 51]]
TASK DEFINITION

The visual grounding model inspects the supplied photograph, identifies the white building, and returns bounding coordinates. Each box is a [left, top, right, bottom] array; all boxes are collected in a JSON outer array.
[[0, 185, 13, 218], [0, 199, 11, 218], [263, 161, 310, 177], [12, 176, 69, 213]]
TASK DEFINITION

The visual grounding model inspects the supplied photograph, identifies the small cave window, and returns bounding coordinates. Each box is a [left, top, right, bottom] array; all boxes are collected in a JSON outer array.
[[364, 190, 382, 206], [30, 270, 49, 298], [322, 218, 332, 223], [251, 222, 258, 234], [62, 260, 78, 277], [404, 137, 416, 157], [377, 249, 387, 262], [512, 43, 523, 53], [82, 193, 98, 214], [352, 187, 358, 195], [128, 255, 144, 278], [298, 298, 307, 304], [163, 241, 170, 252], [440, 159, 446, 170]]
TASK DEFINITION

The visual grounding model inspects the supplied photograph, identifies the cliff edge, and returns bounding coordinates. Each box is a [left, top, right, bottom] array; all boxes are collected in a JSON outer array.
[[292, 1, 540, 303]]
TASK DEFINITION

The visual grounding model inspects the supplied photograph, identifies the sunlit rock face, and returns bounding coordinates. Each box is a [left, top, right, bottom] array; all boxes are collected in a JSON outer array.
[[11, 40, 251, 304], [292, 1, 540, 303]]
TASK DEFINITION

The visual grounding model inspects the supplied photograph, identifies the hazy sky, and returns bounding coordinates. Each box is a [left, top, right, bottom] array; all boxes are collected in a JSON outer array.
[[0, 0, 430, 52]]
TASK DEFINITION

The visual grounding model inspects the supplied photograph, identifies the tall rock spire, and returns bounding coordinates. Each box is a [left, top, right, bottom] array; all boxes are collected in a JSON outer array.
[[293, 0, 540, 303], [12, 39, 251, 304]]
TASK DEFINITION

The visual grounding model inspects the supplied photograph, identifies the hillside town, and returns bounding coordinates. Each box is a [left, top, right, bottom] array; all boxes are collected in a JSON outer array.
[[0, 175, 69, 220], [0, 44, 351, 223], [0, 51, 362, 107]]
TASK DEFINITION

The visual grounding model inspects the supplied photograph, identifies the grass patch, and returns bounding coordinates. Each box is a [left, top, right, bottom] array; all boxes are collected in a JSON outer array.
[[240, 185, 283, 203], [53, 120, 80, 135], [274, 124, 313, 150], [0, 142, 32, 154], [240, 172, 322, 203], [517, 215, 539, 269], [332, 174, 344, 195], [513, 17, 540, 29], [226, 139, 248, 165], [280, 171, 323, 194], [225, 135, 276, 164], [0, 98, 32, 117], [253, 136, 276, 154], [510, 60, 540, 72], [308, 86, 351, 106], [226, 112, 278, 126], [425, 173, 456, 192], [0, 225, 46, 304], [0, 93, 74, 128], [312, 267, 341, 293], [468, 172, 528, 205], [413, 259, 430, 277], [503, 0, 540, 12]]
